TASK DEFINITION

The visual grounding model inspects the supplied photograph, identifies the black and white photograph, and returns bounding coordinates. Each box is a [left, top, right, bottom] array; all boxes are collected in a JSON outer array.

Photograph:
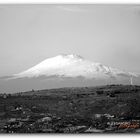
[[0, 3, 140, 134]]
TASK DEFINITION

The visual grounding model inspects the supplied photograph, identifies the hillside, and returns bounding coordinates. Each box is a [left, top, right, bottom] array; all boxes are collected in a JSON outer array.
[[0, 85, 140, 133]]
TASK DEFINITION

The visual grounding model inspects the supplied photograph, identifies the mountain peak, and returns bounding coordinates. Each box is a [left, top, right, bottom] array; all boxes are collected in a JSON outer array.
[[57, 54, 83, 60], [12, 54, 139, 83]]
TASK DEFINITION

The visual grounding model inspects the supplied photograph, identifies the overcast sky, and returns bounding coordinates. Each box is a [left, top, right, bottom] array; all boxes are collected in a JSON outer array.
[[0, 4, 140, 76]]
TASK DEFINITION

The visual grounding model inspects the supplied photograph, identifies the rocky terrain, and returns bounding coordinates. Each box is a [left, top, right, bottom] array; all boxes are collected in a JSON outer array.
[[0, 85, 140, 133]]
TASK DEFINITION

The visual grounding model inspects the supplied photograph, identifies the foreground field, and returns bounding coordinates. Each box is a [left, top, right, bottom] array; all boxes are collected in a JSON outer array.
[[0, 85, 140, 133]]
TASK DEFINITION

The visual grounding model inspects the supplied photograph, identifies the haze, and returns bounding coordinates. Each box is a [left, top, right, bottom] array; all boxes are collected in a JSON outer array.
[[0, 4, 140, 92]]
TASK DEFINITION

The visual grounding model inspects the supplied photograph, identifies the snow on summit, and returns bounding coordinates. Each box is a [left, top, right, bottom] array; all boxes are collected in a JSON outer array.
[[13, 54, 139, 80]]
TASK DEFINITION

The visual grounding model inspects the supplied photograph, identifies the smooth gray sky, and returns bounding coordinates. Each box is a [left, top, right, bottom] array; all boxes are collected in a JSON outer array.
[[0, 4, 140, 76]]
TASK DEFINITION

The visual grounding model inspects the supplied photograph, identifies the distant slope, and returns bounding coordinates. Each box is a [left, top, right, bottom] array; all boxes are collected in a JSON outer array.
[[13, 85, 140, 96]]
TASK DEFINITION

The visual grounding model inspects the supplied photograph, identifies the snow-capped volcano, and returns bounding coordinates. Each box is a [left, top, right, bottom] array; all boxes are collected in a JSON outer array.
[[12, 54, 138, 82], [1, 54, 140, 92]]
